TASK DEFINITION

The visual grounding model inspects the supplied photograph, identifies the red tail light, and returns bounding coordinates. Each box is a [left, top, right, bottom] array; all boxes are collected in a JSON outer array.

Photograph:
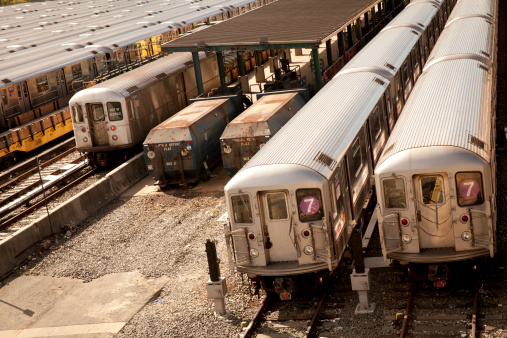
[[81, 127, 86, 132], [111, 126, 116, 131]]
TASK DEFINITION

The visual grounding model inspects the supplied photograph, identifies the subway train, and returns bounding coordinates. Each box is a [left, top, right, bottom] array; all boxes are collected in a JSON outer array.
[[69, 51, 222, 164], [223, 0, 456, 296], [374, 0, 498, 286], [0, 0, 272, 167]]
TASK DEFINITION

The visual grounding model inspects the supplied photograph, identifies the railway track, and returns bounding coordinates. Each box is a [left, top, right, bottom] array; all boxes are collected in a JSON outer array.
[[0, 141, 96, 237], [381, 276, 503, 337]]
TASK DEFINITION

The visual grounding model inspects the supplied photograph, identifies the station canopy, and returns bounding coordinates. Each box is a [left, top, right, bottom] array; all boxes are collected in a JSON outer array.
[[162, 0, 383, 52]]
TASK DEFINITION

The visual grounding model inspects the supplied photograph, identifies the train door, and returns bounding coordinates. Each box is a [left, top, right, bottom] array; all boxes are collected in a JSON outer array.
[[413, 173, 454, 249], [56, 69, 67, 106], [411, 45, 421, 82], [395, 73, 404, 117], [86, 103, 109, 146], [384, 85, 395, 132], [17, 82, 31, 113], [346, 129, 370, 220], [419, 35, 428, 66], [401, 60, 412, 102], [367, 102, 387, 165], [176, 73, 187, 108], [259, 191, 297, 262]]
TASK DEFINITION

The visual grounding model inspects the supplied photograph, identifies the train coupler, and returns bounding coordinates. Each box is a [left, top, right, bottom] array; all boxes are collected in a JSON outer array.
[[428, 264, 450, 288]]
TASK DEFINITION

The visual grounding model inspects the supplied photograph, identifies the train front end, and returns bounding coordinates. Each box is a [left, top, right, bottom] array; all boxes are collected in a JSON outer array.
[[70, 88, 131, 164], [224, 163, 340, 298], [375, 146, 495, 285]]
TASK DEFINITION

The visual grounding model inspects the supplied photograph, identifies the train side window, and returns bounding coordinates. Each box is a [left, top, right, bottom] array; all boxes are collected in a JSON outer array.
[[296, 189, 323, 222], [382, 178, 407, 209], [402, 62, 410, 88], [72, 64, 82, 78], [455, 172, 484, 206], [266, 192, 288, 220], [1, 89, 7, 105], [385, 90, 394, 131], [89, 103, 105, 122], [36, 75, 49, 93], [107, 102, 123, 121], [370, 106, 382, 141], [72, 104, 84, 123], [231, 194, 253, 224]]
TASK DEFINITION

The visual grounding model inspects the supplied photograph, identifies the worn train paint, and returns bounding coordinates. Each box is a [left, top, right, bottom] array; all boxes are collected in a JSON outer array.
[[220, 91, 307, 175], [143, 96, 241, 186]]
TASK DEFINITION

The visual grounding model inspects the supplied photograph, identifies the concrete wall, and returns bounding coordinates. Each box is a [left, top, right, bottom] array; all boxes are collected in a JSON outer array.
[[0, 153, 147, 276]]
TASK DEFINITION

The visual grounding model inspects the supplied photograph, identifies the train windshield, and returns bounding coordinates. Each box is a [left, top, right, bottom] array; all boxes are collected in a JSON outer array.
[[89, 104, 105, 122], [107, 102, 123, 121], [72, 104, 84, 123], [382, 178, 406, 209], [455, 172, 484, 206], [231, 194, 253, 224]]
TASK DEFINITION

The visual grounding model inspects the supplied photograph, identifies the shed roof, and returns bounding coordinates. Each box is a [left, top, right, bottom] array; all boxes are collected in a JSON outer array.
[[162, 0, 382, 52]]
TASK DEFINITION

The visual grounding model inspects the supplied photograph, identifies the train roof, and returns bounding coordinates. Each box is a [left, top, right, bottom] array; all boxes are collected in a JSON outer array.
[[446, 0, 496, 25], [69, 52, 205, 99], [340, 0, 440, 78], [377, 5, 496, 168], [240, 71, 387, 179], [0, 0, 258, 86]]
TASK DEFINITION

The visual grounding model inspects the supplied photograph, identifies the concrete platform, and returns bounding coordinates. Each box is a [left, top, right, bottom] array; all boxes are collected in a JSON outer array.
[[0, 271, 169, 337]]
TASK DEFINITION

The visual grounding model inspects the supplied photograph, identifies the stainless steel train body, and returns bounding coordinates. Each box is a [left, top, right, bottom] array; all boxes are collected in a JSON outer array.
[[374, 0, 498, 276], [69, 52, 220, 159], [220, 91, 307, 176], [0, 0, 271, 132], [223, 0, 455, 294], [144, 96, 241, 186]]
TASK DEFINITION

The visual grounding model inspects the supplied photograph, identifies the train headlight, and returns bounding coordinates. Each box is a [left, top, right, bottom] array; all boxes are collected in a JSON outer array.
[[301, 229, 311, 238], [83, 137, 88, 143], [400, 218, 410, 226], [110, 125, 116, 131], [181, 149, 188, 156], [461, 231, 472, 241], [304, 245, 314, 255], [460, 214, 469, 223], [402, 234, 412, 244], [147, 151, 155, 159], [250, 249, 259, 258], [223, 144, 232, 154], [248, 232, 256, 241], [112, 135, 118, 141]]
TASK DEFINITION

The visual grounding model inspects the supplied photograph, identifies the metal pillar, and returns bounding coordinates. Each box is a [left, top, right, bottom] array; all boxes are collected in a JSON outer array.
[[383, 0, 387, 18], [312, 48, 323, 91], [325, 39, 333, 68], [347, 24, 353, 49], [356, 18, 363, 47], [205, 240, 227, 315], [371, 7, 376, 32], [364, 12, 370, 35], [217, 52, 226, 87], [270, 49, 275, 57], [254, 50, 261, 66], [338, 31, 345, 57], [237, 52, 245, 76], [192, 52, 204, 96]]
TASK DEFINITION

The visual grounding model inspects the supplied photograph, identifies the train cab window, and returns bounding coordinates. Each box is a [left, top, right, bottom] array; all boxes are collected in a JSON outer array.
[[1, 89, 7, 105], [455, 172, 484, 206], [296, 189, 323, 222], [36, 75, 49, 93], [382, 178, 406, 208], [72, 104, 84, 123], [231, 194, 253, 224], [266, 192, 288, 220], [107, 102, 123, 121], [89, 104, 105, 122], [421, 176, 444, 205], [71, 64, 82, 78]]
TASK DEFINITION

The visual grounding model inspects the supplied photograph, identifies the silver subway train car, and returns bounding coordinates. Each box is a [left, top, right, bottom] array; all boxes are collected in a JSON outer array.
[[374, 0, 498, 285], [69, 52, 220, 164], [224, 0, 455, 296]]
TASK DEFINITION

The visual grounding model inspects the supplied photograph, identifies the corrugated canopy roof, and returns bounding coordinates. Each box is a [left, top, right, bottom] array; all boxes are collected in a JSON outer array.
[[162, 0, 381, 52]]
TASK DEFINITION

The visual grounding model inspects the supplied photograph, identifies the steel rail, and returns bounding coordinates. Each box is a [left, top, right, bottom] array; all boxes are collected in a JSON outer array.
[[306, 293, 327, 337], [399, 283, 416, 338], [241, 294, 272, 338], [0, 167, 97, 231], [471, 279, 481, 338]]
